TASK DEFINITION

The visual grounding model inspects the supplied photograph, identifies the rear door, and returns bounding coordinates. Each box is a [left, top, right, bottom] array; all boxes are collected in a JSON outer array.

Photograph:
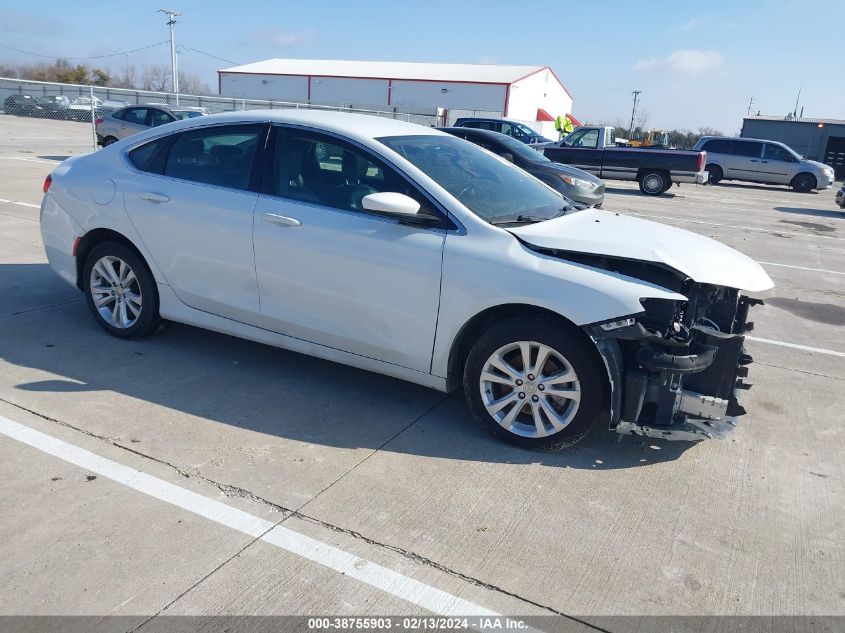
[[122, 123, 266, 326], [725, 140, 764, 181], [116, 107, 151, 135], [761, 143, 799, 184]]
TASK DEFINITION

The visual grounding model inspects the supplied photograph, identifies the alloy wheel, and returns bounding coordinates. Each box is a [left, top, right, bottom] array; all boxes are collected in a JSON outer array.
[[89, 255, 143, 329], [479, 340, 581, 438]]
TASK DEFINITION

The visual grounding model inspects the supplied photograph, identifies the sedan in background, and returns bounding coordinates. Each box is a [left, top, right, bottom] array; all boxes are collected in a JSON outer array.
[[442, 127, 605, 207], [836, 181, 844, 209], [96, 105, 178, 146], [171, 107, 209, 119], [452, 117, 554, 145], [3, 94, 37, 116], [41, 110, 771, 450]]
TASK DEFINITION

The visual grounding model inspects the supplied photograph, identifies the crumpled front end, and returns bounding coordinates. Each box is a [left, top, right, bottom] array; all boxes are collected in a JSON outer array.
[[589, 284, 761, 441]]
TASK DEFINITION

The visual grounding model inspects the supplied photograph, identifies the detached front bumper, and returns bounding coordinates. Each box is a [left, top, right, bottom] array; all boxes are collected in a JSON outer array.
[[589, 294, 762, 441]]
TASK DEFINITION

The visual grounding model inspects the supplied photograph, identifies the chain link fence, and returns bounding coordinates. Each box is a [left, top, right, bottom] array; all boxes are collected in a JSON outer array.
[[0, 77, 443, 152]]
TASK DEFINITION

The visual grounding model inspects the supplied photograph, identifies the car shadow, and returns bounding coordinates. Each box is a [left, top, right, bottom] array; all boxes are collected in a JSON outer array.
[[710, 182, 815, 194], [603, 186, 677, 199], [37, 155, 71, 162], [774, 206, 844, 220], [0, 263, 697, 470]]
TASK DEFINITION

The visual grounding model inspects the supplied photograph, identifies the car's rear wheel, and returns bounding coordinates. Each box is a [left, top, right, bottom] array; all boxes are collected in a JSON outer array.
[[102, 136, 118, 147], [462, 316, 607, 451], [706, 164, 723, 184], [82, 242, 160, 339], [791, 173, 816, 193], [639, 170, 669, 195]]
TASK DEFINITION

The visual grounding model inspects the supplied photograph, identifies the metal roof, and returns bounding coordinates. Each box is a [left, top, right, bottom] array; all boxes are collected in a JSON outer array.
[[219, 59, 547, 84], [744, 115, 845, 126]]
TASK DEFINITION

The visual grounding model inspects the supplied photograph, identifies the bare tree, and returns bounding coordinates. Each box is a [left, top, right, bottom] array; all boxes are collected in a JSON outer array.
[[178, 71, 211, 95], [141, 65, 169, 92]]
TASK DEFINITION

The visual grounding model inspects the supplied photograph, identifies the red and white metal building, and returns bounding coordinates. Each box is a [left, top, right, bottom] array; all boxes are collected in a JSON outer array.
[[217, 59, 573, 131]]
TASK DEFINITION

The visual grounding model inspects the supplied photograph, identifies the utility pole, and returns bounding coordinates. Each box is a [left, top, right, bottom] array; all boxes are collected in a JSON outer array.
[[628, 90, 641, 139], [746, 96, 756, 116], [792, 87, 801, 119], [158, 9, 180, 103]]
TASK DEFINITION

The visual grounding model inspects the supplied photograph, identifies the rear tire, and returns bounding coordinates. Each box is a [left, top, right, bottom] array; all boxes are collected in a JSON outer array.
[[639, 170, 669, 195], [102, 136, 118, 147], [791, 173, 816, 193], [706, 164, 723, 184], [82, 242, 160, 339], [462, 316, 607, 451]]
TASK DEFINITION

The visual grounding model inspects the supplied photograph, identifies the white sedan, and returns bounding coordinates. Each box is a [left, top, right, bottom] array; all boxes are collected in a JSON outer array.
[[40, 111, 773, 450]]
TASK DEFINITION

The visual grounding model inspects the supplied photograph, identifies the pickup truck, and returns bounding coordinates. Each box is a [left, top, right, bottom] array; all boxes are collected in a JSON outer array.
[[543, 126, 708, 195]]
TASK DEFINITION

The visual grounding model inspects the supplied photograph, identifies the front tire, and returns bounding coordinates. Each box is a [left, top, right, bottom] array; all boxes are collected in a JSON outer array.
[[791, 173, 816, 193], [706, 164, 723, 184], [639, 170, 669, 195], [82, 242, 160, 339], [462, 316, 607, 451]]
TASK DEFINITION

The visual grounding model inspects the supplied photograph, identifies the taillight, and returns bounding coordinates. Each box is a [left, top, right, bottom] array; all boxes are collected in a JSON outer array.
[[698, 151, 706, 171], [43, 174, 52, 194], [95, 118, 103, 126]]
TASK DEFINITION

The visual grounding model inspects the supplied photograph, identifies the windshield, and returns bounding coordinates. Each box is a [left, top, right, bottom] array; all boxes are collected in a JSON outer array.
[[515, 123, 540, 137], [493, 134, 552, 164], [379, 135, 568, 225]]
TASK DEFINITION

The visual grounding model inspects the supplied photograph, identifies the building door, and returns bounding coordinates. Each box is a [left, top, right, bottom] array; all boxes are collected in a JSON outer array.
[[824, 136, 845, 179]]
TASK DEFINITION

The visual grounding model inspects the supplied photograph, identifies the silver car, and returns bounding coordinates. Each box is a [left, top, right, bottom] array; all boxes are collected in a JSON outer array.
[[836, 182, 845, 209], [694, 136, 836, 193], [96, 105, 178, 146]]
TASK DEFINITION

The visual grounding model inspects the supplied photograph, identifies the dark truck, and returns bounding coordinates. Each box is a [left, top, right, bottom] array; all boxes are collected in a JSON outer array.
[[543, 126, 708, 195]]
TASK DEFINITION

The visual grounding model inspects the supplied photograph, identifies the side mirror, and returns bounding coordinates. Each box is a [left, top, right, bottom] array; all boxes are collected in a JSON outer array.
[[499, 152, 515, 163], [361, 192, 440, 225]]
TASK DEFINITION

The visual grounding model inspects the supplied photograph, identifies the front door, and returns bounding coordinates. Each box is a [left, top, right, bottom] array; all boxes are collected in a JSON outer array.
[[252, 127, 446, 372], [761, 143, 799, 184], [122, 123, 265, 325]]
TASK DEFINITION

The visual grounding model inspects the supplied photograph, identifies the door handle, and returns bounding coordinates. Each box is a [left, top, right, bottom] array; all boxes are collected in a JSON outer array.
[[262, 213, 301, 227], [750, 159, 759, 162], [139, 192, 170, 204]]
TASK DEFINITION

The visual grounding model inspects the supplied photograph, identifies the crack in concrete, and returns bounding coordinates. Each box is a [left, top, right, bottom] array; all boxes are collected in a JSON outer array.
[[0, 395, 608, 628]]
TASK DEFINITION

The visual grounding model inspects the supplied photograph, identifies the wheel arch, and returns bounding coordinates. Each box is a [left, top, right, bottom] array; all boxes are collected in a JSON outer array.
[[444, 303, 605, 393], [74, 228, 149, 290]]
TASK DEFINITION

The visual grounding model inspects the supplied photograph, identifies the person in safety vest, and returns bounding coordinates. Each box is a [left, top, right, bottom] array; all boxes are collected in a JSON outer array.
[[554, 114, 574, 140]]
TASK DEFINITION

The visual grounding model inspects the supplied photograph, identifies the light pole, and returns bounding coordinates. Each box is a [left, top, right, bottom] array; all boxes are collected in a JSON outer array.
[[158, 8, 180, 103], [628, 90, 641, 139]]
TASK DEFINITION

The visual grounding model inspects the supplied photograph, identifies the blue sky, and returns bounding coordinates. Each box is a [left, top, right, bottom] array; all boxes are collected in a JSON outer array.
[[2, 0, 842, 132]]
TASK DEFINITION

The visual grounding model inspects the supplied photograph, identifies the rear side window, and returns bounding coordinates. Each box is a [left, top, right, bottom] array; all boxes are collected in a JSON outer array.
[[149, 109, 174, 127], [128, 137, 171, 174], [733, 141, 763, 157], [702, 139, 732, 153], [164, 124, 263, 190], [122, 108, 149, 126]]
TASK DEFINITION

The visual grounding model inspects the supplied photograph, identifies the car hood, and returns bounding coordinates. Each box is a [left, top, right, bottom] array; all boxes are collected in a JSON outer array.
[[509, 209, 774, 292], [804, 159, 831, 171], [535, 161, 602, 185]]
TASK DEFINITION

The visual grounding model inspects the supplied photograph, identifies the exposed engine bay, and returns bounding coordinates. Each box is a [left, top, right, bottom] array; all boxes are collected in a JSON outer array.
[[536, 247, 762, 441]]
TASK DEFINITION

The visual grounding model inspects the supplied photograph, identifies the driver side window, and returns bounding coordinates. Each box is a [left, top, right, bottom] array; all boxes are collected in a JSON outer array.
[[265, 128, 435, 217]]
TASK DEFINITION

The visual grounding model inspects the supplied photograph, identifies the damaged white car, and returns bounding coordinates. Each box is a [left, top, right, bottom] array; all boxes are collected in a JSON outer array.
[[40, 111, 773, 450]]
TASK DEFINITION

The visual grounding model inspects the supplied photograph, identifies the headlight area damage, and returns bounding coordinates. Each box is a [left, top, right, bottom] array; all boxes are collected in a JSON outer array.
[[549, 249, 765, 441]]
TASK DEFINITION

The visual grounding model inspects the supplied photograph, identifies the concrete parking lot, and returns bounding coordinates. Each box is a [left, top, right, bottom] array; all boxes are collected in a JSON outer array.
[[1, 115, 843, 626]]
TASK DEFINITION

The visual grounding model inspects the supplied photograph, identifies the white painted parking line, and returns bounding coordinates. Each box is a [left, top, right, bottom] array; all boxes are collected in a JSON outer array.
[[626, 212, 845, 241], [0, 197, 39, 209], [746, 336, 845, 358], [0, 415, 500, 618], [0, 156, 59, 165], [758, 261, 845, 276]]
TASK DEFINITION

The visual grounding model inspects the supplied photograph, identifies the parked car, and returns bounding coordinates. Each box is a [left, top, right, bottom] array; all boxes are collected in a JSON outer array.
[[40, 111, 772, 450], [66, 96, 130, 122], [694, 136, 836, 193], [836, 182, 845, 209], [96, 105, 178, 146], [170, 107, 209, 119], [453, 117, 554, 145], [544, 126, 708, 195], [33, 95, 71, 118], [441, 126, 605, 207], [3, 94, 37, 116]]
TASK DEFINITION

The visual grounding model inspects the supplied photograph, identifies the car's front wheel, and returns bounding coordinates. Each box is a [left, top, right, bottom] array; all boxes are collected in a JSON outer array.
[[463, 317, 607, 450], [83, 242, 160, 338], [791, 173, 816, 193]]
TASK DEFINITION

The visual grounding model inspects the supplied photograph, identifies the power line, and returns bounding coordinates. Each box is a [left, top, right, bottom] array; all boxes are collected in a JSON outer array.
[[0, 41, 169, 61], [180, 45, 241, 67]]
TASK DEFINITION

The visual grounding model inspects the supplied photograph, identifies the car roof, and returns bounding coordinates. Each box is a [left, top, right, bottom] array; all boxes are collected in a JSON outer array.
[[125, 109, 443, 145], [700, 136, 777, 143]]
